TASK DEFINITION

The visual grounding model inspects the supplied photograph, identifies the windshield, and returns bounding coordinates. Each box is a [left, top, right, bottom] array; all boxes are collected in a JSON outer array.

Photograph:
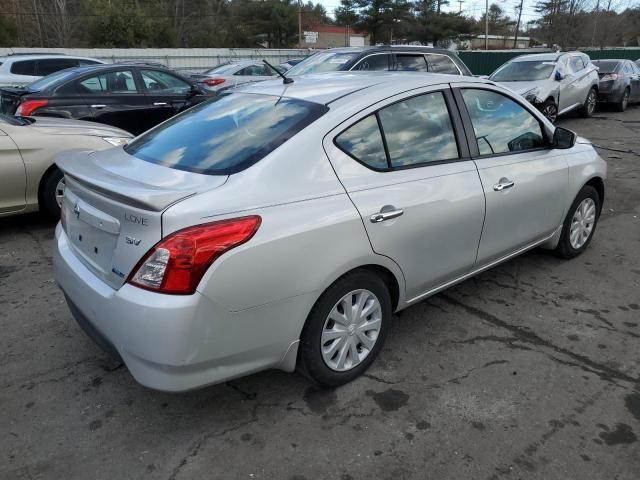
[[287, 52, 358, 75], [204, 64, 237, 75], [125, 93, 328, 175], [28, 68, 78, 91], [490, 61, 556, 82], [592, 60, 619, 73]]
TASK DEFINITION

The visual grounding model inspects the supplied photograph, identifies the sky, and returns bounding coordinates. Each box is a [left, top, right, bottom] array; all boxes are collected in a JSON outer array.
[[315, 0, 544, 23]]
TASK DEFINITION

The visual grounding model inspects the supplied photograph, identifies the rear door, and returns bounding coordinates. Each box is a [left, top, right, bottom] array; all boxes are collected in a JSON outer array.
[[628, 61, 640, 101], [0, 128, 26, 214], [324, 86, 485, 302], [454, 84, 568, 265], [76, 69, 148, 135], [139, 69, 205, 130]]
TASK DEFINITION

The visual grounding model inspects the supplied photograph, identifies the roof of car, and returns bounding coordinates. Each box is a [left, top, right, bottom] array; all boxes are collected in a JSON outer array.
[[0, 54, 101, 62], [319, 46, 456, 55], [510, 51, 587, 63], [236, 71, 488, 105]]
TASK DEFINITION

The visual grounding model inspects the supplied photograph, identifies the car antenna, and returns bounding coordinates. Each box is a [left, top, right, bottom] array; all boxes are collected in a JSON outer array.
[[263, 59, 294, 84]]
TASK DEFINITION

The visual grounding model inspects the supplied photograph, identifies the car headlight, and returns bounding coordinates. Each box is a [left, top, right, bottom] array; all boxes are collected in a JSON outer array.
[[522, 87, 541, 102], [103, 137, 130, 147]]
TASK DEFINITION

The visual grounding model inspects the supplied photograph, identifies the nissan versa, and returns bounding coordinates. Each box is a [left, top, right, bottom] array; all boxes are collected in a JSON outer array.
[[54, 73, 606, 392]]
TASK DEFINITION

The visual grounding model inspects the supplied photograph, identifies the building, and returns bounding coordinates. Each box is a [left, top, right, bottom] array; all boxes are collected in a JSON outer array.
[[299, 25, 370, 49]]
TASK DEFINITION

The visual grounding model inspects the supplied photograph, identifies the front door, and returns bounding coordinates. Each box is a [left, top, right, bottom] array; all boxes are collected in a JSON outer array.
[[324, 87, 485, 302], [139, 69, 206, 131], [0, 131, 26, 214], [455, 86, 568, 265]]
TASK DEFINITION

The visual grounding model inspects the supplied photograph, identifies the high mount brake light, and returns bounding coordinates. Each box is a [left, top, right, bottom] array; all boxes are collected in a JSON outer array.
[[127, 216, 261, 295]]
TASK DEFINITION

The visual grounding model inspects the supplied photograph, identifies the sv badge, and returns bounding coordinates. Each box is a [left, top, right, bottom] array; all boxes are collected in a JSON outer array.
[[125, 236, 142, 246]]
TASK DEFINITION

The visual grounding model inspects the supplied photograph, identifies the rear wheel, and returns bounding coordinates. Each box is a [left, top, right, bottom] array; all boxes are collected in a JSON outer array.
[[39, 167, 64, 219], [298, 270, 391, 387], [615, 88, 630, 112], [541, 99, 558, 123], [556, 185, 600, 259], [581, 88, 597, 117]]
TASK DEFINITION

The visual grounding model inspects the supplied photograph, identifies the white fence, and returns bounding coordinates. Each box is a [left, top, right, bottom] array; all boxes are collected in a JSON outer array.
[[0, 48, 313, 72]]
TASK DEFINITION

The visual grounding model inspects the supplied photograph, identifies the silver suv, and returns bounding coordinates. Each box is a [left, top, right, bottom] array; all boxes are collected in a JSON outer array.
[[0, 54, 104, 87], [490, 52, 600, 122]]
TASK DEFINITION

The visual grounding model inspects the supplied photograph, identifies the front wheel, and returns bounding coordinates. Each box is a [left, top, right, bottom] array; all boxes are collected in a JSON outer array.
[[298, 270, 391, 387], [556, 185, 600, 259], [540, 100, 558, 123], [582, 88, 597, 117]]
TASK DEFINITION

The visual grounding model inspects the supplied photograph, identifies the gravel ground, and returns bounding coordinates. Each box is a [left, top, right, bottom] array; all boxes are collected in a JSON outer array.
[[1, 105, 639, 480]]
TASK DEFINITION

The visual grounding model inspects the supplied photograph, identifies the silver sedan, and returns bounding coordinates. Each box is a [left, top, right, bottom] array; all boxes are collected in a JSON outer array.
[[53, 73, 606, 392], [189, 61, 280, 92]]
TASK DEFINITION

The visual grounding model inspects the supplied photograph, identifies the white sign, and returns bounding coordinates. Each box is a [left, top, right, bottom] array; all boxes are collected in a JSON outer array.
[[304, 31, 318, 44]]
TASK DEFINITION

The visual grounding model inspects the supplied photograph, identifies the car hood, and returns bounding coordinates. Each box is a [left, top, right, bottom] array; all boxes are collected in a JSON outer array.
[[496, 80, 549, 95], [28, 117, 133, 138]]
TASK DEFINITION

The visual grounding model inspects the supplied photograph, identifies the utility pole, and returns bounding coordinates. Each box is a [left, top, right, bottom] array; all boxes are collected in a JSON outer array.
[[485, 0, 489, 50], [298, 1, 303, 48], [458, 0, 463, 13], [513, 0, 524, 49]]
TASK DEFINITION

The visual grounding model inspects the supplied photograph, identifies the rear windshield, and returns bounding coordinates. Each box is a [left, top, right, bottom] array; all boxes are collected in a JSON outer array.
[[287, 52, 358, 75], [125, 93, 328, 175], [592, 60, 619, 73], [28, 68, 79, 90], [204, 64, 237, 74]]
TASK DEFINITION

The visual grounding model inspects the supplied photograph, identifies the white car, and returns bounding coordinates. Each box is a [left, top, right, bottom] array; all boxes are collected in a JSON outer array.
[[188, 61, 281, 92], [490, 52, 600, 122], [0, 54, 104, 87]]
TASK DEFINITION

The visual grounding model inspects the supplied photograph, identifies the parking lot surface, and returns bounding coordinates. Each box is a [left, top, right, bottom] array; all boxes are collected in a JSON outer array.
[[1, 106, 639, 480]]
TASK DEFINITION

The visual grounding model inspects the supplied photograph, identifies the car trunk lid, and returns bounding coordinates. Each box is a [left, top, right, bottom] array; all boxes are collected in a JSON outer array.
[[57, 148, 228, 289], [0, 87, 32, 114]]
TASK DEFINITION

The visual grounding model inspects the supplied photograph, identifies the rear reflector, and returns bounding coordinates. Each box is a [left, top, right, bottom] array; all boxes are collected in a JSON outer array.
[[203, 78, 226, 87], [128, 216, 261, 295], [16, 99, 48, 116]]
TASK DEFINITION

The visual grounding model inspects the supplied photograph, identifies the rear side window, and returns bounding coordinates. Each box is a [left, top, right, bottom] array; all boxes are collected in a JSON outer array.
[[395, 55, 428, 72], [236, 65, 269, 76], [425, 54, 459, 75], [38, 58, 78, 76], [461, 89, 545, 155], [79, 70, 137, 94], [336, 91, 459, 170], [125, 93, 328, 175], [10, 60, 37, 76]]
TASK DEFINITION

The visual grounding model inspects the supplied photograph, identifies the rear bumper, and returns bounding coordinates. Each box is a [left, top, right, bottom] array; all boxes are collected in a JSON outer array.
[[53, 224, 304, 392]]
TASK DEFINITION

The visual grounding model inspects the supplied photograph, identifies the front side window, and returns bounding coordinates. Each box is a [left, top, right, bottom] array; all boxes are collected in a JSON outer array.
[[141, 70, 190, 94], [426, 54, 459, 75], [395, 55, 428, 72], [125, 93, 328, 175], [236, 65, 268, 76], [461, 89, 545, 156], [335, 91, 459, 170], [79, 70, 137, 94], [353, 54, 390, 71]]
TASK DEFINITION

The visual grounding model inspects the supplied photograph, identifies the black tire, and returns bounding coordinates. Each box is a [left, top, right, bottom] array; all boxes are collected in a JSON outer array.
[[298, 269, 392, 387], [581, 87, 597, 117], [555, 185, 600, 259], [39, 167, 64, 219], [540, 99, 558, 123], [615, 88, 630, 112]]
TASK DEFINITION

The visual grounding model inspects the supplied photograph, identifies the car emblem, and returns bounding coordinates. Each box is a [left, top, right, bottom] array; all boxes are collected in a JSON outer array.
[[73, 203, 80, 218], [125, 236, 142, 246]]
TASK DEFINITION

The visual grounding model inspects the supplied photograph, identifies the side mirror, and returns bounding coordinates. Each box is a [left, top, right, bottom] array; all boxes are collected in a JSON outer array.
[[554, 70, 563, 81], [553, 127, 576, 149]]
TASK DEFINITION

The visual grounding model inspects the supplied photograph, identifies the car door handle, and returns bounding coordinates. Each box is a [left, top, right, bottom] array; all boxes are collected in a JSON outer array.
[[370, 208, 404, 223], [90, 104, 106, 109], [153, 102, 169, 106], [493, 179, 515, 191]]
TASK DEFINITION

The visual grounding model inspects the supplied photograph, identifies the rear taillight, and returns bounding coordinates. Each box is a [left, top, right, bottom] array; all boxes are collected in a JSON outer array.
[[203, 78, 225, 87], [601, 73, 618, 81], [16, 99, 48, 116], [127, 216, 261, 295]]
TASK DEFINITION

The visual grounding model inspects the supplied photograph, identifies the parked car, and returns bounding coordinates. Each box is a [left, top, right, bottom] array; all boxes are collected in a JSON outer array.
[[592, 59, 640, 111], [489, 52, 599, 122], [0, 54, 104, 87], [189, 61, 281, 92], [0, 63, 210, 135], [54, 72, 606, 392], [279, 58, 305, 71], [285, 46, 472, 76], [0, 114, 131, 218]]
